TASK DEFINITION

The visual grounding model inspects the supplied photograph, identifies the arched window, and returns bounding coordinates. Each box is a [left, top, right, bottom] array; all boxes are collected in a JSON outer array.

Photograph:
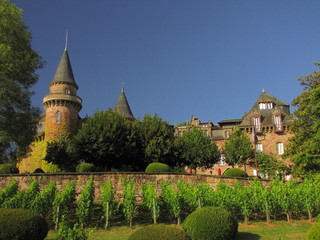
[[56, 111, 61, 123], [65, 89, 71, 94]]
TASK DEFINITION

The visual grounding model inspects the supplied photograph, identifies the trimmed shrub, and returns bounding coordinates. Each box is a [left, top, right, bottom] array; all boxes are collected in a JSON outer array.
[[128, 224, 190, 240], [0, 208, 48, 240], [306, 223, 320, 240], [34, 168, 45, 173], [76, 163, 96, 173], [183, 207, 238, 240], [145, 162, 171, 173], [0, 163, 19, 174], [223, 168, 248, 178]]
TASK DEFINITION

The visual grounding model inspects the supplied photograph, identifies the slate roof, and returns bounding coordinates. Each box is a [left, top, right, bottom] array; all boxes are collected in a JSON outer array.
[[50, 50, 78, 89], [114, 88, 135, 121], [240, 91, 293, 127]]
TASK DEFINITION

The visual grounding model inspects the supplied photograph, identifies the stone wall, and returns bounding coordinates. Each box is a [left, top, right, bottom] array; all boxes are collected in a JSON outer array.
[[0, 172, 270, 202]]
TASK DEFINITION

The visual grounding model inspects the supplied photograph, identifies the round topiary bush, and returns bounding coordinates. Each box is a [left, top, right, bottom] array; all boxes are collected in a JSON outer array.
[[0, 163, 19, 174], [145, 162, 171, 173], [128, 224, 190, 240], [223, 168, 248, 178], [76, 162, 96, 172], [34, 168, 45, 173], [183, 207, 238, 240], [306, 223, 320, 240], [0, 209, 48, 240]]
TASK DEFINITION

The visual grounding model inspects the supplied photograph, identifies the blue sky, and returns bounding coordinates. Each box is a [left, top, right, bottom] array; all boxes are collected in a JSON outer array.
[[12, 0, 320, 125]]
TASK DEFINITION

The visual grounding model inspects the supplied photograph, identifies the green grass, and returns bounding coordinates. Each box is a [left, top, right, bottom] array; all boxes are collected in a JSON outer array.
[[45, 220, 313, 240]]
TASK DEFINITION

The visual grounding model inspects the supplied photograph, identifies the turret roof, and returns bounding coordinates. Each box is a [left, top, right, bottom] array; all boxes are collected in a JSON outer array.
[[114, 88, 135, 120], [50, 50, 78, 89]]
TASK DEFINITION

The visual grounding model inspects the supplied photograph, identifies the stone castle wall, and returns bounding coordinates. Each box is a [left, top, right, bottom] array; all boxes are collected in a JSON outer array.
[[0, 172, 269, 202]]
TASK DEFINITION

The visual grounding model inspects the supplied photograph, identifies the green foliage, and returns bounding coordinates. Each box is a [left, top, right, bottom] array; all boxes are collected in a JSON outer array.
[[55, 218, 92, 240], [2, 179, 40, 209], [101, 180, 119, 229], [145, 162, 171, 173], [76, 163, 96, 172], [233, 181, 253, 224], [0, 208, 48, 240], [222, 127, 253, 167], [254, 152, 288, 179], [0, 178, 18, 206], [142, 182, 160, 224], [30, 181, 57, 217], [175, 128, 220, 169], [0, 163, 19, 174], [285, 65, 320, 176], [74, 109, 139, 170], [316, 214, 320, 223], [183, 206, 238, 240], [160, 181, 182, 225], [306, 223, 320, 240], [76, 177, 95, 228], [0, 0, 43, 159], [128, 224, 190, 240], [53, 181, 76, 230], [45, 134, 76, 172], [223, 168, 248, 177], [122, 178, 137, 227], [214, 182, 238, 214], [177, 180, 200, 212]]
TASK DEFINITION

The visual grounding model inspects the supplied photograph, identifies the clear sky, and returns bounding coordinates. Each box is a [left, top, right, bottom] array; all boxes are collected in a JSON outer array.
[[11, 0, 320, 125]]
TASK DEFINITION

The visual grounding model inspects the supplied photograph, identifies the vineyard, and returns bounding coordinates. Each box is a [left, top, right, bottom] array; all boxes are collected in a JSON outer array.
[[0, 177, 319, 238]]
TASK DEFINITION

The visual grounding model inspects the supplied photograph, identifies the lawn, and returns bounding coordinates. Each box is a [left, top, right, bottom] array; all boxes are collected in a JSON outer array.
[[45, 220, 313, 240]]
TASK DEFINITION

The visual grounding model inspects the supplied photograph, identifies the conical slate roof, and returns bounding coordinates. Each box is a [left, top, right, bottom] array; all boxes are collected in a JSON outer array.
[[50, 50, 78, 89], [115, 88, 135, 120]]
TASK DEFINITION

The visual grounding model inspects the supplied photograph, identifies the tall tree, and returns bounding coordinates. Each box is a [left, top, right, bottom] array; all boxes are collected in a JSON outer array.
[[139, 114, 175, 165], [0, 0, 43, 160], [175, 128, 220, 169], [74, 109, 138, 170], [285, 64, 320, 176], [222, 127, 253, 168]]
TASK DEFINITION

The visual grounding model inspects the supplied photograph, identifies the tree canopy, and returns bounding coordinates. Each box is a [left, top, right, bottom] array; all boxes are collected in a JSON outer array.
[[175, 128, 220, 169], [222, 127, 253, 167], [0, 0, 43, 160], [285, 64, 320, 176]]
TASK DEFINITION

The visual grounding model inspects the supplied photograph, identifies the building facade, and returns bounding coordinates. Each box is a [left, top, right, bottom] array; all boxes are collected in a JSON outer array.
[[175, 90, 294, 176]]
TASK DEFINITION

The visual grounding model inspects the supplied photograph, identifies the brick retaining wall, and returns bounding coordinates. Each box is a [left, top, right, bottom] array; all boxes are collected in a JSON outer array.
[[0, 172, 270, 201]]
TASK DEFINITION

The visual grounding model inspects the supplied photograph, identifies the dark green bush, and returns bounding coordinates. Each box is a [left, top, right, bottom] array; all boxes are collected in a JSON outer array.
[[76, 163, 96, 173], [128, 224, 189, 240], [306, 223, 320, 240], [0, 208, 48, 240], [183, 207, 238, 240], [0, 163, 19, 174], [223, 168, 248, 177], [145, 162, 171, 173], [34, 168, 45, 173]]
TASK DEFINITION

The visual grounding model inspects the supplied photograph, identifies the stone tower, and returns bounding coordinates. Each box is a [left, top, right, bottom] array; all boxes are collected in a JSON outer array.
[[43, 49, 82, 141], [114, 86, 135, 121]]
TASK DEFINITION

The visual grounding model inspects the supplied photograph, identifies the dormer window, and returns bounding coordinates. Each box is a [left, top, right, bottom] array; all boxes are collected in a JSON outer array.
[[253, 116, 262, 133], [274, 114, 283, 132], [259, 102, 273, 109]]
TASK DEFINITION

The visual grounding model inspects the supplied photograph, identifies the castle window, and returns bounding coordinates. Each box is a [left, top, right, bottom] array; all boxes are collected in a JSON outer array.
[[65, 89, 71, 94], [219, 154, 226, 165], [274, 115, 282, 132], [225, 131, 230, 139], [259, 102, 273, 109], [276, 142, 284, 155], [256, 143, 263, 152], [56, 111, 61, 123], [253, 116, 262, 132]]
